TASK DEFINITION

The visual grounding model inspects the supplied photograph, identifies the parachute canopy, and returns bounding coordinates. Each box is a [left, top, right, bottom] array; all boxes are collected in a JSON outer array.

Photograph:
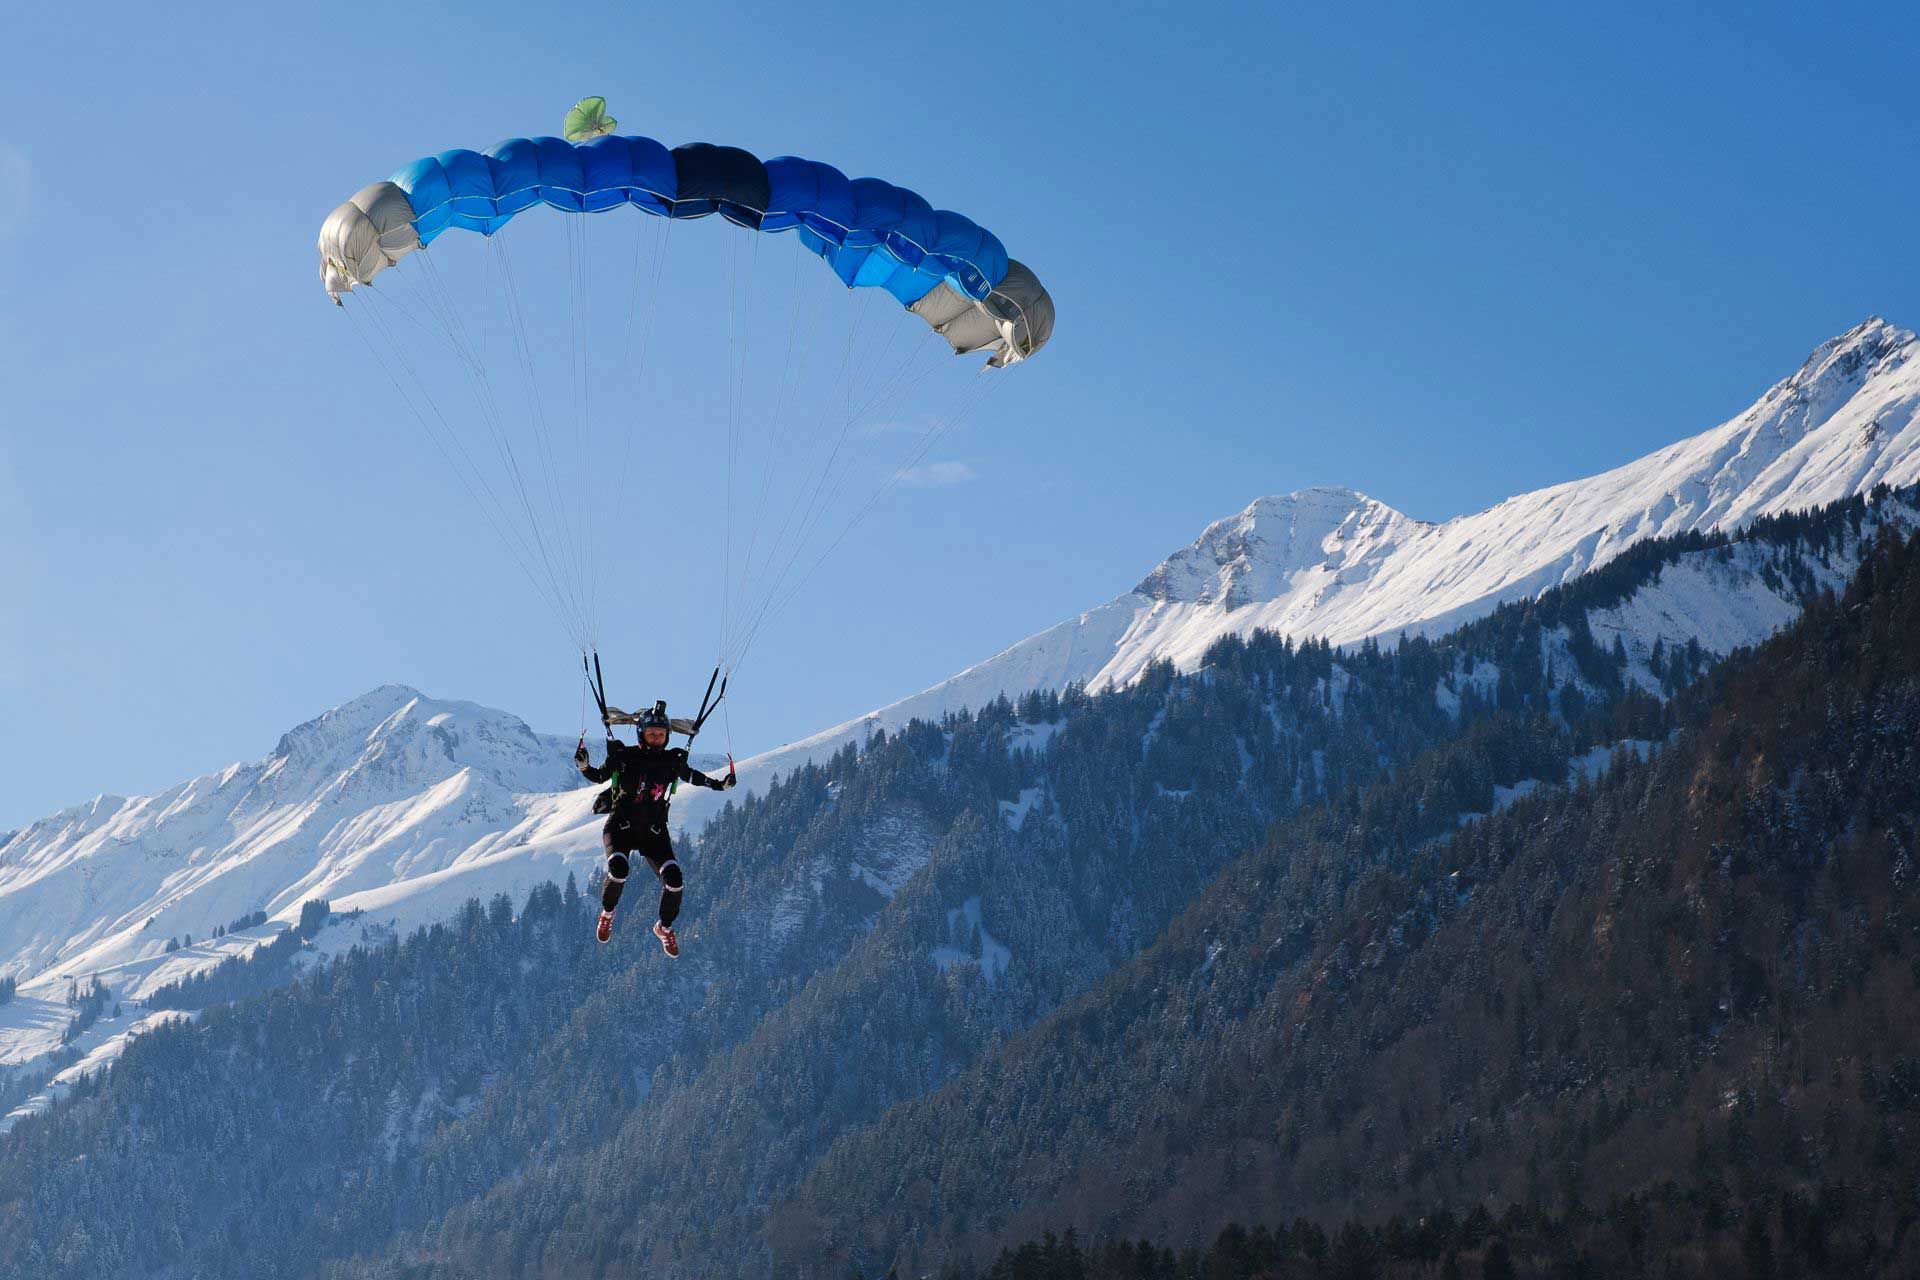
[[319, 131, 1054, 367], [321, 106, 1048, 678]]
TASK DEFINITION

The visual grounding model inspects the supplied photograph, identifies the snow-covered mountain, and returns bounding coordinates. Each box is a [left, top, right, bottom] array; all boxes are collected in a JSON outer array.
[[0, 688, 604, 1099], [7, 316, 1918, 1115], [682, 317, 1920, 821]]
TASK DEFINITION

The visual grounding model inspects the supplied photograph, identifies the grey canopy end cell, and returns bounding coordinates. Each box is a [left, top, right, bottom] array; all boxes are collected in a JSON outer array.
[[911, 259, 1054, 367], [988, 260, 1055, 367], [319, 182, 422, 298]]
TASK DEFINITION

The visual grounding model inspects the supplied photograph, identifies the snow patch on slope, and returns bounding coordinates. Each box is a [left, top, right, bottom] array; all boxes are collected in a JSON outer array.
[[3, 1010, 188, 1129], [768, 806, 939, 944], [931, 896, 1011, 983], [998, 788, 1045, 833], [1590, 543, 1852, 691]]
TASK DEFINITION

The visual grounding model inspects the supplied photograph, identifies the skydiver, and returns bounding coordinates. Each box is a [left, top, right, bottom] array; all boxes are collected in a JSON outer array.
[[574, 702, 735, 956]]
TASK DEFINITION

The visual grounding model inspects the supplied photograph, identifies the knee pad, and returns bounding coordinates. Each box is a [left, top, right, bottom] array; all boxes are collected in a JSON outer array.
[[606, 853, 630, 883], [659, 859, 684, 893]]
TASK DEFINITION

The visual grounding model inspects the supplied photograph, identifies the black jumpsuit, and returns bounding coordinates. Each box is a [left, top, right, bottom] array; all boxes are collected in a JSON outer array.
[[578, 740, 724, 926]]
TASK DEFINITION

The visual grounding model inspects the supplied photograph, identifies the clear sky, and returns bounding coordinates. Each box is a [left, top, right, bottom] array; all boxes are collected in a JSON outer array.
[[3, 2, 1916, 828]]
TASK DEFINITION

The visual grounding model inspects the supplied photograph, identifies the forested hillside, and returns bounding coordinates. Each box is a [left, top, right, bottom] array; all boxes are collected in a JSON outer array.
[[788, 525, 1920, 1278]]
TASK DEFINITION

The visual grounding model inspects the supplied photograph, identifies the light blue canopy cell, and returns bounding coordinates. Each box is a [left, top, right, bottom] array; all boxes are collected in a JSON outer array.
[[319, 132, 1053, 365]]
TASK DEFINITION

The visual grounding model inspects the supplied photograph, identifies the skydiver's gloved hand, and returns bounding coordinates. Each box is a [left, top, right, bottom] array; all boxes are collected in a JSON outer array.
[[708, 774, 735, 791], [573, 742, 590, 767]]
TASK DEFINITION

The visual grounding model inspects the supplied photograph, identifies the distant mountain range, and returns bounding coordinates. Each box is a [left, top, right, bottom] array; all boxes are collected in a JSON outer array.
[[5, 481, 1915, 1279], [5, 317, 1918, 1130], [699, 317, 1920, 818]]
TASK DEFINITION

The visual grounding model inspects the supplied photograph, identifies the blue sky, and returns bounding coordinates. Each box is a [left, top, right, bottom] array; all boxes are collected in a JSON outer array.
[[3, 2, 1916, 827]]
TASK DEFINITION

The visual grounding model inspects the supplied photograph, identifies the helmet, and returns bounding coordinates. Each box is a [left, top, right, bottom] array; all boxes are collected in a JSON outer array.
[[639, 701, 670, 744]]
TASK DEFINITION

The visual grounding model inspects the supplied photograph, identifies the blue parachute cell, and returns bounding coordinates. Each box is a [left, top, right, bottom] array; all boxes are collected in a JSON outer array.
[[379, 133, 1010, 306]]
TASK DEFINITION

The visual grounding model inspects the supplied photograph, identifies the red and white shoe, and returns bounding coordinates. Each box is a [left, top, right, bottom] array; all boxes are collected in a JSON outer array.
[[652, 920, 680, 959], [596, 910, 615, 944]]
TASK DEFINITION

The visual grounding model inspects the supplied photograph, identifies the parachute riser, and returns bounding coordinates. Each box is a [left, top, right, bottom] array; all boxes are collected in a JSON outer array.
[[689, 666, 727, 740], [669, 666, 728, 799], [584, 651, 612, 745]]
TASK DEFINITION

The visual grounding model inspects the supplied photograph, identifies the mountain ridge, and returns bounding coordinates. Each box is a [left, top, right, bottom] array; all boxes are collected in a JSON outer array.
[[677, 316, 1920, 829], [0, 686, 594, 1094]]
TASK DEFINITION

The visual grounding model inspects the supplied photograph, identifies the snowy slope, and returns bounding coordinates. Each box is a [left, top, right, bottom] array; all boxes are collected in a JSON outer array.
[[0, 688, 604, 1078], [679, 317, 1920, 825]]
